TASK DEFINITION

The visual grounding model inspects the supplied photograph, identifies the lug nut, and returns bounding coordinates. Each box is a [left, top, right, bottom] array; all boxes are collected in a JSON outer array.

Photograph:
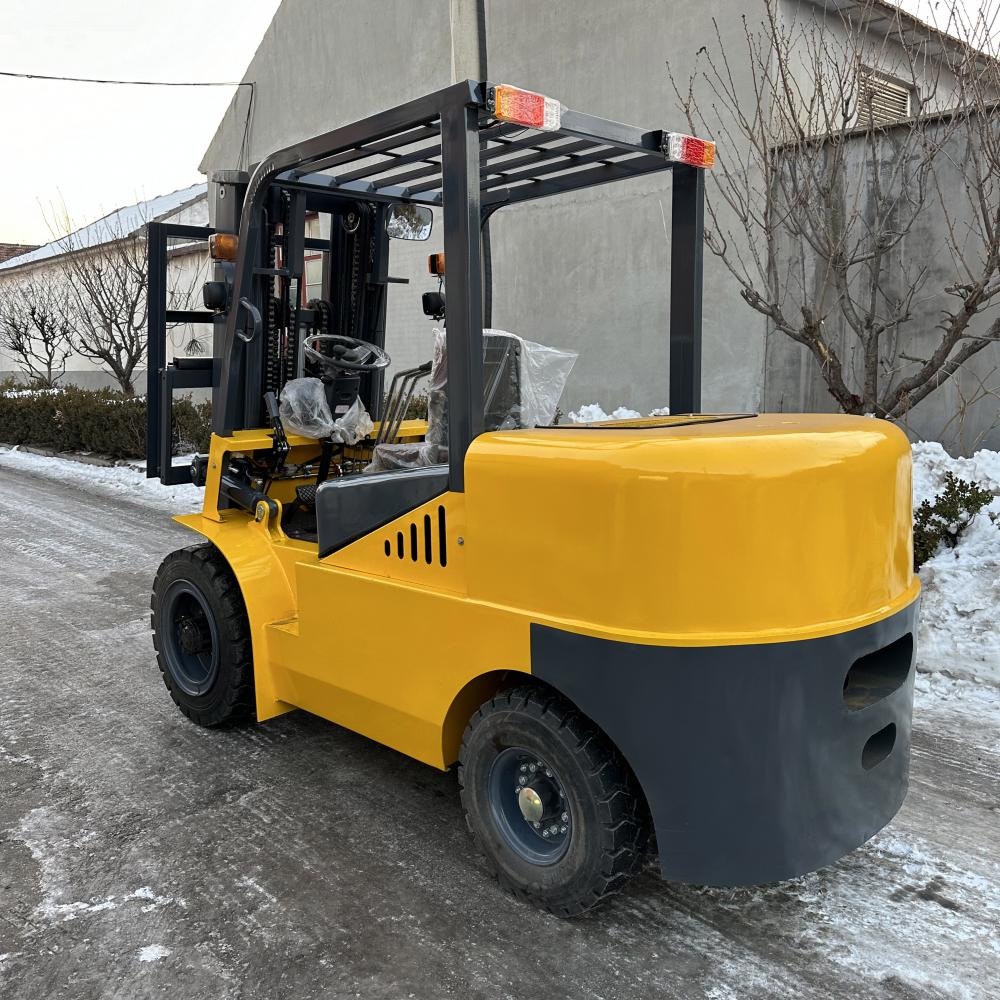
[[518, 775, 527, 785], [545, 769, 552, 777], [532, 821, 541, 829], [561, 812, 569, 823], [560, 825, 568, 834], [541, 829, 550, 838], [520, 764, 527, 772], [528, 764, 537, 773]]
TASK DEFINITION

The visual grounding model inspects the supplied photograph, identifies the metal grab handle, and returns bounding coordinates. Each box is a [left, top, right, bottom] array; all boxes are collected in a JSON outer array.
[[236, 297, 262, 343]]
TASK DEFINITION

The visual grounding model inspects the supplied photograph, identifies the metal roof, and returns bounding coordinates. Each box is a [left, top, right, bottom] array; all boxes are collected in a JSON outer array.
[[278, 114, 671, 210], [0, 182, 207, 272]]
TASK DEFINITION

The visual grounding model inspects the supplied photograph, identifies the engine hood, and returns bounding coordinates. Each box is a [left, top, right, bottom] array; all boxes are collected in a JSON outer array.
[[463, 413, 918, 644]]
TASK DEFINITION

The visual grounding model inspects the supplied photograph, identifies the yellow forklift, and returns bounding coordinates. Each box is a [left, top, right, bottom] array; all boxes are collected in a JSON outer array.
[[146, 81, 919, 915]]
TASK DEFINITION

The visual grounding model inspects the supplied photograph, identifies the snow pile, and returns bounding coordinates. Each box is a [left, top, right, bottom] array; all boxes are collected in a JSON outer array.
[[0, 446, 202, 513], [912, 442, 1000, 687], [137, 945, 171, 963], [0, 386, 64, 399], [568, 402, 668, 423]]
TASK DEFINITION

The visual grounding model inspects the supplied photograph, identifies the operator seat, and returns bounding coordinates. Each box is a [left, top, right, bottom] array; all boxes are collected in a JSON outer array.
[[366, 331, 524, 472]]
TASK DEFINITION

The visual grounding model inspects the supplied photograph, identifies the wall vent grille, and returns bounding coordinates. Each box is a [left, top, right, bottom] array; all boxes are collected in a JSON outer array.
[[857, 70, 911, 126]]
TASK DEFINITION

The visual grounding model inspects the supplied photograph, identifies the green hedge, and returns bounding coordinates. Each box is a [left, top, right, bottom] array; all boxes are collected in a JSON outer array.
[[0, 381, 212, 460], [913, 472, 995, 569]]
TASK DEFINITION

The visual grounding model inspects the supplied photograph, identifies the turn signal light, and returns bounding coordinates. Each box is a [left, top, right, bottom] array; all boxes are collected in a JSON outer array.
[[428, 252, 445, 275], [664, 133, 716, 168], [489, 85, 561, 131], [209, 233, 239, 261]]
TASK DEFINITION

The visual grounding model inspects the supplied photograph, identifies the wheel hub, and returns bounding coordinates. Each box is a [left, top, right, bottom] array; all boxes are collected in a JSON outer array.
[[177, 616, 211, 655], [160, 580, 221, 697], [517, 785, 545, 823], [488, 749, 571, 864]]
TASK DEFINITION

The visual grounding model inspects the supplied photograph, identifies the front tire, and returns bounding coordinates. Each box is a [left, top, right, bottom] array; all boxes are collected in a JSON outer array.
[[150, 543, 255, 726], [459, 685, 649, 916]]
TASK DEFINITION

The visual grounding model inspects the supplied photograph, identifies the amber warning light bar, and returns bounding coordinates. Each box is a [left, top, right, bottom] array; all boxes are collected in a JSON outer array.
[[663, 132, 716, 168]]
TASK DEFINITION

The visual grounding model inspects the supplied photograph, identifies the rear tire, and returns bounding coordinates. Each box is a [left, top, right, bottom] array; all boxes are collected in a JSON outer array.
[[150, 543, 255, 727], [459, 685, 648, 916]]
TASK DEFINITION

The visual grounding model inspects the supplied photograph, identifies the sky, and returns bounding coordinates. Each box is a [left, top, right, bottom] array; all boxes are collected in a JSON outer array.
[[0, 0, 281, 246], [0, 0, 991, 248]]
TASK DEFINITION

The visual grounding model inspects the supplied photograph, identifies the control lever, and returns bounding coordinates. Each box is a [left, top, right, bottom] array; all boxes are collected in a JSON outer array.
[[263, 391, 289, 472]]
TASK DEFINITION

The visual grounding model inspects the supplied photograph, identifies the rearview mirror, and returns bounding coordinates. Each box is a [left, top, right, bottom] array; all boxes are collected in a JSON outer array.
[[386, 203, 433, 241]]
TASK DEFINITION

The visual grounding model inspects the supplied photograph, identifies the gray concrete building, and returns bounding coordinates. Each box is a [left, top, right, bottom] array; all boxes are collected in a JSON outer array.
[[189, 0, 998, 451]]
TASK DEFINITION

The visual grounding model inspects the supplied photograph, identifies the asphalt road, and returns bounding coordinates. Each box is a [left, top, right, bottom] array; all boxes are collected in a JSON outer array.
[[1, 462, 999, 1000]]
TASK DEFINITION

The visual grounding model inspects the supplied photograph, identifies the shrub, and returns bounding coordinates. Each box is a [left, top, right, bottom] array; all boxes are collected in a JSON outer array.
[[0, 384, 212, 461], [913, 472, 996, 570]]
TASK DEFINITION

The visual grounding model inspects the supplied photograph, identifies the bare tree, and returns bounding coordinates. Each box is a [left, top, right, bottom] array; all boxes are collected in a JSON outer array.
[[0, 273, 72, 388], [57, 217, 149, 397], [669, 0, 1000, 419], [51, 208, 208, 397]]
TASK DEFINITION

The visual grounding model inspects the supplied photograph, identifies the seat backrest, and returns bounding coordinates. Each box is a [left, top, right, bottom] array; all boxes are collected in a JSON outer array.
[[424, 331, 525, 446], [482, 332, 523, 431]]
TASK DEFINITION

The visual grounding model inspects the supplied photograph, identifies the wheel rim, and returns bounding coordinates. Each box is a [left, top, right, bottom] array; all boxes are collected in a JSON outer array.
[[160, 580, 220, 697], [487, 746, 572, 865]]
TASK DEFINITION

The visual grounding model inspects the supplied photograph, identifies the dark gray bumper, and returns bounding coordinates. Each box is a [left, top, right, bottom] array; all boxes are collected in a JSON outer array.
[[531, 601, 918, 887]]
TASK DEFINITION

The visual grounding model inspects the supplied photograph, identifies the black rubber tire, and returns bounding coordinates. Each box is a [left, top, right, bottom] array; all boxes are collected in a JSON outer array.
[[459, 685, 649, 916], [150, 543, 255, 727]]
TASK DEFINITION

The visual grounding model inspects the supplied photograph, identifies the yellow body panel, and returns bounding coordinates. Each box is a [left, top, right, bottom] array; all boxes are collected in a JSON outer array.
[[176, 412, 918, 771]]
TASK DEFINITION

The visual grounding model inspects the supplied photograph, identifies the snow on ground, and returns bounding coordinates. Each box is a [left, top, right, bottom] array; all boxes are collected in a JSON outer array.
[[911, 442, 1000, 688], [136, 945, 171, 963], [0, 446, 202, 514]]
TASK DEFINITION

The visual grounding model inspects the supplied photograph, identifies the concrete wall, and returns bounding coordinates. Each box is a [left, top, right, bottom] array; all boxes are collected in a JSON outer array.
[[195, 0, 994, 448], [199, 0, 765, 415], [200, 0, 470, 389], [762, 116, 1000, 452], [484, 0, 764, 415]]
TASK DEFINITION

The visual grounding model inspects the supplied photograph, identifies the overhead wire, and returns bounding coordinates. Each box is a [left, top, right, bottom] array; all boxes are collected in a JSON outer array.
[[1, 68, 258, 170], [0, 69, 250, 87]]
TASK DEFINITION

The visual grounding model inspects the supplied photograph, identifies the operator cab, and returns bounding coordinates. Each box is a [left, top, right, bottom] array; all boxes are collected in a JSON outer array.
[[146, 80, 707, 561]]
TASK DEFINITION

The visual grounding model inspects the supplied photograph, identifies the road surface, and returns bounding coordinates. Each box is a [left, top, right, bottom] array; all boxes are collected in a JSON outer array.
[[1, 461, 998, 999]]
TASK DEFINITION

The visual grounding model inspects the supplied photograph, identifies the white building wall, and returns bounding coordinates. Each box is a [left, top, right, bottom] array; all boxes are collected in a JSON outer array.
[[0, 197, 209, 393]]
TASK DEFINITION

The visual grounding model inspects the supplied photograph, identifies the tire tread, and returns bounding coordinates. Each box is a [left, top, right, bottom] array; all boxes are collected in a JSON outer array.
[[458, 684, 649, 917]]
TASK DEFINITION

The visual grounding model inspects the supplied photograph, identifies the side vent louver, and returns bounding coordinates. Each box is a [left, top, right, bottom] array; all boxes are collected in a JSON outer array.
[[385, 505, 449, 567]]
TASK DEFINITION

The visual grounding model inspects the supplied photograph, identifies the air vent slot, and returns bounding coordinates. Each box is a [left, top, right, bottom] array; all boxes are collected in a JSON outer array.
[[862, 723, 896, 771], [438, 505, 447, 566], [843, 634, 912, 711], [383, 506, 448, 566]]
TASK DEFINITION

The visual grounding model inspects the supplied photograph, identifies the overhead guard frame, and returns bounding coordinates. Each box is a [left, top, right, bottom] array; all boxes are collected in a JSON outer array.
[[212, 80, 705, 491]]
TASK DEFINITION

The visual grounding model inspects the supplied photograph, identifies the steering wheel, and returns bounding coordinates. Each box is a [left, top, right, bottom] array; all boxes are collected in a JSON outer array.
[[303, 334, 391, 373]]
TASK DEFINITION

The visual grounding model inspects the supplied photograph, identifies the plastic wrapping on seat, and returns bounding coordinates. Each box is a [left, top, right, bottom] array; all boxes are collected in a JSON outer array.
[[365, 442, 448, 473], [279, 377, 336, 439], [519, 333, 578, 427], [330, 396, 374, 444], [427, 327, 576, 432], [279, 378, 373, 444], [362, 327, 575, 473]]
